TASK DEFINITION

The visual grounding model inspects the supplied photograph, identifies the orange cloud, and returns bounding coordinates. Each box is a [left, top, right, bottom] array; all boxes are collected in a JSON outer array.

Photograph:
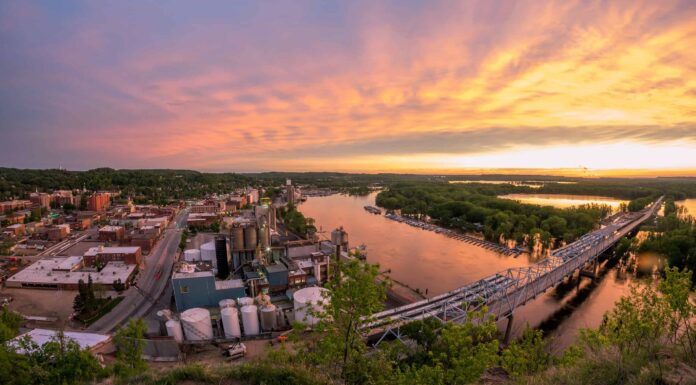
[[0, 1, 695, 174]]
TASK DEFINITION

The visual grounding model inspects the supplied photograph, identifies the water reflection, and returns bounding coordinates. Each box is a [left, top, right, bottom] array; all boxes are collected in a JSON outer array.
[[498, 193, 628, 211], [299, 192, 651, 350], [676, 199, 696, 218]]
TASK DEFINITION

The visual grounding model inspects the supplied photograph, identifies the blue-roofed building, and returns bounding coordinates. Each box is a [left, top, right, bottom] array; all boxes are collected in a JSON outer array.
[[172, 270, 246, 312], [264, 263, 289, 291]]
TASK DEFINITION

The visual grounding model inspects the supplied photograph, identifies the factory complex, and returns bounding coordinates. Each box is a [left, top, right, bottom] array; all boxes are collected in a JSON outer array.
[[162, 181, 342, 343]]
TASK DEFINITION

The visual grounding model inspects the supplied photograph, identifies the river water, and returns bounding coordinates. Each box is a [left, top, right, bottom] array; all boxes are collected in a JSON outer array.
[[498, 193, 628, 212], [299, 192, 642, 351]]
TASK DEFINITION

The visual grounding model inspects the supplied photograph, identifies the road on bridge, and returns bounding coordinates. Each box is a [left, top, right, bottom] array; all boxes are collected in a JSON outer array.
[[89, 208, 189, 333]]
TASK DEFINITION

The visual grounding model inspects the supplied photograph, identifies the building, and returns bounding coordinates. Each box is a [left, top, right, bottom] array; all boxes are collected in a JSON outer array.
[[129, 232, 156, 253], [9, 329, 113, 355], [51, 190, 76, 206], [88, 193, 110, 212], [246, 188, 259, 205], [5, 256, 136, 290], [190, 204, 218, 214], [226, 196, 247, 210], [4, 223, 25, 236], [0, 200, 32, 213], [286, 180, 295, 206], [98, 225, 125, 242], [71, 217, 92, 231], [83, 246, 142, 267], [29, 193, 51, 209], [172, 266, 246, 312], [46, 224, 71, 241]]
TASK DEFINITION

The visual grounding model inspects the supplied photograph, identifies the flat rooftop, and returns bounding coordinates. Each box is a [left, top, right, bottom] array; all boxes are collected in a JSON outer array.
[[9, 329, 111, 354], [7, 258, 136, 286], [84, 246, 140, 256]]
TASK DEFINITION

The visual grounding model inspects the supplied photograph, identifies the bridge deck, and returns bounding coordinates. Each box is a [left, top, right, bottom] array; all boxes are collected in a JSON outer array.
[[362, 197, 663, 338]]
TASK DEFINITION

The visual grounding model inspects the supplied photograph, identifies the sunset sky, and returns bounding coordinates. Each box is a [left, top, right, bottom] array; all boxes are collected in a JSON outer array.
[[1, 1, 695, 175]]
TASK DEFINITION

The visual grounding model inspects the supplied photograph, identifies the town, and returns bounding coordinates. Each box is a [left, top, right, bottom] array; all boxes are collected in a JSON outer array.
[[0, 179, 373, 361]]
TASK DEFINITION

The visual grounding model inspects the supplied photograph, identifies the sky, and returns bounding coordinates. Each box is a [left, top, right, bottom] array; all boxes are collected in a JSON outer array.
[[1, 0, 695, 176]]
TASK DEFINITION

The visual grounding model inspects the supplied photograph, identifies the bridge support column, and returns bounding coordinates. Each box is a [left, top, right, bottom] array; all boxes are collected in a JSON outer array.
[[503, 314, 515, 345]]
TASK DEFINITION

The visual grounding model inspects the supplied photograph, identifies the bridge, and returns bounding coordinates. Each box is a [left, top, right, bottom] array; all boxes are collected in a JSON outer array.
[[362, 197, 663, 345]]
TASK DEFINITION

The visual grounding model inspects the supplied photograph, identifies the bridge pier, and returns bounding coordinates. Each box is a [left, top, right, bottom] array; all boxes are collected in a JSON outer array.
[[580, 260, 599, 280], [503, 314, 515, 345]]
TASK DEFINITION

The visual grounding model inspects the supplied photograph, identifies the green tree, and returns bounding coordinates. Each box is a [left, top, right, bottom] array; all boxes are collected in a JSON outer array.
[[304, 260, 389, 383], [113, 318, 147, 377], [500, 327, 551, 377]]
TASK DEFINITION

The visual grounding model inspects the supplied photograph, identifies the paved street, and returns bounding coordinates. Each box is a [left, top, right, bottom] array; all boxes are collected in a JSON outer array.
[[88, 209, 188, 333]]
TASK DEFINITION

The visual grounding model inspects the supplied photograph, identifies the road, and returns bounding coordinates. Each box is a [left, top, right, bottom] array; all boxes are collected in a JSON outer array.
[[88, 208, 189, 333]]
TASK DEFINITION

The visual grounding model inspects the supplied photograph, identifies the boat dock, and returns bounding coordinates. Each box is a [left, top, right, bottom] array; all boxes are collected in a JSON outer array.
[[384, 213, 523, 256]]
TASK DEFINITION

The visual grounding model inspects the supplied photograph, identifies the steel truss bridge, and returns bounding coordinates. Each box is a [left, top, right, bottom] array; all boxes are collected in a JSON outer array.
[[362, 197, 663, 345]]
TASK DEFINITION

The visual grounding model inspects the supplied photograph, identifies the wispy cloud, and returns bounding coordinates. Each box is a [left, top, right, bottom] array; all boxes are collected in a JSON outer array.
[[0, 0, 695, 172]]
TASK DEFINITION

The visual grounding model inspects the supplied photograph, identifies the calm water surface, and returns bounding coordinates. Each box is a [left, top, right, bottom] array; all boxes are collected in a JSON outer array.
[[676, 199, 696, 218], [499, 193, 628, 212], [300, 192, 640, 351]]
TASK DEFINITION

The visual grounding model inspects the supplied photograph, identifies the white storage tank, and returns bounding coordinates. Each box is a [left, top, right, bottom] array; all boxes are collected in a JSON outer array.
[[221, 307, 242, 338], [238, 297, 254, 307], [219, 299, 236, 309], [165, 319, 184, 343], [200, 242, 216, 266], [180, 308, 213, 341], [241, 305, 260, 336], [293, 287, 330, 326], [183, 249, 201, 262], [260, 304, 277, 331]]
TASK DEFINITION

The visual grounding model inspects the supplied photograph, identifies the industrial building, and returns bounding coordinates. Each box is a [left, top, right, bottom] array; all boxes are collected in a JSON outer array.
[[172, 266, 246, 312], [5, 256, 136, 290]]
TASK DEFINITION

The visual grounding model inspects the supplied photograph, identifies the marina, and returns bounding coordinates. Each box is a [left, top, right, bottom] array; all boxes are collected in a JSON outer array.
[[384, 213, 524, 256]]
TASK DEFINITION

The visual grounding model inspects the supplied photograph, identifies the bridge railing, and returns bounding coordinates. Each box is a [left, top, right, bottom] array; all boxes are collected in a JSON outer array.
[[363, 197, 663, 333]]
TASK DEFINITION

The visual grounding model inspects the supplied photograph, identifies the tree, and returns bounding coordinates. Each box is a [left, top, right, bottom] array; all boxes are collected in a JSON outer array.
[[113, 318, 147, 377], [29, 331, 105, 384], [112, 279, 125, 293], [304, 260, 389, 383], [500, 327, 551, 377], [0, 305, 23, 343]]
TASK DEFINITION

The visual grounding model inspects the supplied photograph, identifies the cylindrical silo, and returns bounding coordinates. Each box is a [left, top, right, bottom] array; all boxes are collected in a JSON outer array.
[[276, 309, 287, 328], [165, 319, 184, 343], [215, 235, 229, 279], [221, 307, 241, 338], [269, 208, 277, 230], [293, 287, 330, 326], [241, 305, 259, 336], [183, 249, 201, 262], [243, 226, 257, 250], [260, 224, 269, 249], [200, 242, 216, 266], [232, 226, 244, 251], [238, 297, 254, 307], [260, 304, 277, 331], [180, 308, 213, 341], [219, 299, 236, 309]]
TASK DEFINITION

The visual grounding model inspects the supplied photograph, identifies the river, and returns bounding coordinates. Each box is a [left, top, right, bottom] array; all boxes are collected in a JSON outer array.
[[498, 193, 628, 212], [299, 192, 643, 351]]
